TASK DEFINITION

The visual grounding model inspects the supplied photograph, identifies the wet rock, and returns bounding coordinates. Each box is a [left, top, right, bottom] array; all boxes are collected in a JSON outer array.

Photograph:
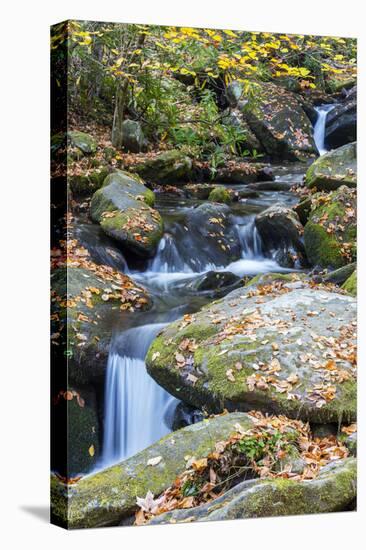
[[68, 131, 97, 155], [149, 458, 356, 524], [186, 203, 241, 266], [213, 162, 274, 184], [146, 274, 356, 424], [51, 412, 256, 528], [325, 93, 356, 149], [304, 186, 356, 269], [133, 150, 192, 184], [90, 170, 163, 257], [305, 142, 356, 191], [171, 402, 204, 431], [255, 204, 306, 267], [186, 270, 241, 297], [226, 81, 317, 160], [247, 180, 296, 192]]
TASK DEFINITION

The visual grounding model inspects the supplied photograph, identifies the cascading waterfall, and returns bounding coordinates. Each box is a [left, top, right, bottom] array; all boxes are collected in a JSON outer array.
[[237, 219, 263, 258], [102, 323, 178, 466], [150, 234, 191, 273], [314, 104, 335, 155], [99, 209, 291, 471]]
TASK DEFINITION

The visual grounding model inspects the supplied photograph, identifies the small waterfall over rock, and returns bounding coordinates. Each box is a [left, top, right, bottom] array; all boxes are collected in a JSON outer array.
[[102, 324, 178, 466], [237, 219, 263, 259], [150, 234, 191, 273], [314, 104, 335, 155]]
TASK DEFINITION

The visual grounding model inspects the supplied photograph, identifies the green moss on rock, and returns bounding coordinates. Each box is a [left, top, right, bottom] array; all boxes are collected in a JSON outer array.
[[304, 186, 356, 269], [68, 131, 97, 154], [342, 270, 357, 296], [305, 142, 356, 191], [146, 279, 356, 423], [51, 412, 255, 529], [90, 170, 163, 257], [68, 168, 110, 196], [133, 150, 192, 184], [208, 186, 231, 204], [149, 458, 356, 524]]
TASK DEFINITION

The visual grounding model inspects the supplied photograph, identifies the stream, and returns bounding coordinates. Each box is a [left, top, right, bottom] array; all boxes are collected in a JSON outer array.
[[77, 108, 333, 473]]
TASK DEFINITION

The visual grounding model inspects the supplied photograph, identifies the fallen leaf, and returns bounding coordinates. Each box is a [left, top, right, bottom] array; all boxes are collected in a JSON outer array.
[[147, 456, 162, 466]]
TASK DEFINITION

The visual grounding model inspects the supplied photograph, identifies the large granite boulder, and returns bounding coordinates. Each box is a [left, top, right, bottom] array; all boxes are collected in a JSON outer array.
[[226, 81, 317, 160], [304, 186, 356, 269], [146, 274, 356, 424], [90, 170, 163, 257], [51, 412, 255, 528], [305, 142, 356, 191], [149, 458, 356, 524]]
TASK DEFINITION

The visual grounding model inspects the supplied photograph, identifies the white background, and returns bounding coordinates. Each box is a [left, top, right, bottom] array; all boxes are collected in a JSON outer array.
[[1, 1, 365, 548]]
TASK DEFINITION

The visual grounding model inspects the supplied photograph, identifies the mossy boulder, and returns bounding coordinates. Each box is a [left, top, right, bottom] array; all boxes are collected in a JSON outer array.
[[208, 186, 232, 204], [68, 167, 110, 196], [133, 150, 192, 184], [255, 204, 306, 267], [305, 142, 356, 191], [51, 412, 255, 528], [146, 276, 356, 424], [90, 170, 163, 257], [68, 131, 97, 155], [51, 266, 151, 385], [342, 270, 357, 296], [304, 186, 356, 269], [227, 81, 316, 160], [149, 458, 356, 524]]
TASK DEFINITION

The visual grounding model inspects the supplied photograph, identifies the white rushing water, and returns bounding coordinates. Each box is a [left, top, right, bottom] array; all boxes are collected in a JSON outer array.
[[101, 216, 291, 469], [314, 104, 335, 155], [102, 324, 178, 467]]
